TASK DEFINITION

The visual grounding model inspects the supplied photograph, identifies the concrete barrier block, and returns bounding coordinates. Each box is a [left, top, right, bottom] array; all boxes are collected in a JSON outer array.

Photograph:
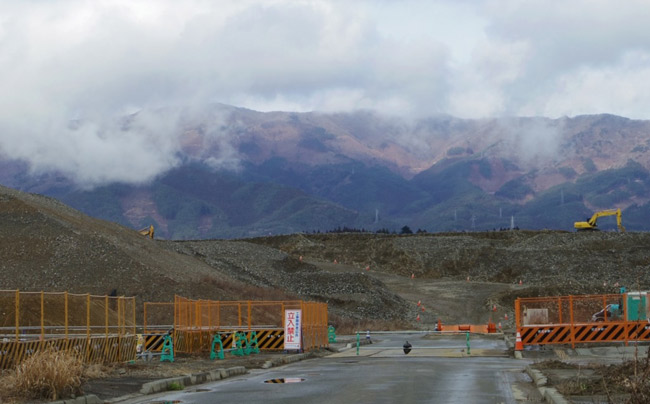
[[84, 395, 103, 404], [139, 381, 157, 394], [226, 366, 246, 377], [525, 366, 547, 387], [209, 369, 223, 381], [192, 372, 209, 384], [543, 387, 570, 404]]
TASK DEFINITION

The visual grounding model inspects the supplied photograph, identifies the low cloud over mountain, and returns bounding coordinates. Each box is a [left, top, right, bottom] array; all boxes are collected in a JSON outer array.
[[2, 105, 649, 238]]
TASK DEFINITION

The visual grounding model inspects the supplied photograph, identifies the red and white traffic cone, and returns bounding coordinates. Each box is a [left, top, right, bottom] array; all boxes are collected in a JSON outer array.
[[515, 331, 524, 351]]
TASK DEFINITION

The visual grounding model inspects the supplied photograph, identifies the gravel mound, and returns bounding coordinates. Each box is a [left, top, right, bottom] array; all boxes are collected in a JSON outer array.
[[3, 184, 650, 326]]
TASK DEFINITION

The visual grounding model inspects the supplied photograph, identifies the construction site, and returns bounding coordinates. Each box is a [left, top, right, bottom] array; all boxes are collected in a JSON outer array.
[[1, 185, 650, 402]]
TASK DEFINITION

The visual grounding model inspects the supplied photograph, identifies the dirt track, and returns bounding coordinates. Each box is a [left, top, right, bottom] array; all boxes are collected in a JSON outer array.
[[307, 258, 518, 326], [3, 184, 650, 330]]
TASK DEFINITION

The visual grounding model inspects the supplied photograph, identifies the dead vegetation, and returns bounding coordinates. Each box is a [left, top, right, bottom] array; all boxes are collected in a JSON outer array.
[[534, 348, 650, 403], [601, 348, 650, 403], [1, 349, 84, 402]]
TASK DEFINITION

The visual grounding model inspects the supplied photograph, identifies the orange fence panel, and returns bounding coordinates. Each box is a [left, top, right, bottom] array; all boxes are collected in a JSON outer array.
[[0, 290, 328, 369], [516, 293, 650, 348], [0, 290, 137, 369], [167, 296, 328, 353]]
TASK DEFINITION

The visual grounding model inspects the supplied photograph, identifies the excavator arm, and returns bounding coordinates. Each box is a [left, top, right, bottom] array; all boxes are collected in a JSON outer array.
[[138, 225, 155, 239], [574, 209, 625, 232]]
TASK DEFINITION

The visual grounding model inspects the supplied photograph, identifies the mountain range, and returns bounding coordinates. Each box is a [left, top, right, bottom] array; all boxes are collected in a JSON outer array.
[[2, 104, 649, 239]]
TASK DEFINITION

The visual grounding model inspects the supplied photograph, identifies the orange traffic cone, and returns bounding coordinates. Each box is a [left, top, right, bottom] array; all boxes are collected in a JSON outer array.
[[515, 331, 523, 351]]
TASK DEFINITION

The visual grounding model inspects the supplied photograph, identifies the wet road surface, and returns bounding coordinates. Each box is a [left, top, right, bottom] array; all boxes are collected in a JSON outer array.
[[125, 332, 535, 404]]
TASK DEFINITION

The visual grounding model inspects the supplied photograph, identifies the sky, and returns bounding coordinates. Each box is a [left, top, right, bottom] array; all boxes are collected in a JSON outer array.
[[1, 0, 649, 186]]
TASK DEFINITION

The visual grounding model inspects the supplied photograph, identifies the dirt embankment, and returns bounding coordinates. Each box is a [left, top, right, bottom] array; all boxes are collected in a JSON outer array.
[[249, 231, 650, 290], [244, 231, 650, 326], [3, 184, 650, 328]]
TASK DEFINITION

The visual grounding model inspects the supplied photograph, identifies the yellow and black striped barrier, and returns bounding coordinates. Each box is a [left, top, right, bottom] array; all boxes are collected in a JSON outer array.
[[143, 334, 167, 352], [0, 335, 137, 370], [255, 329, 284, 350], [174, 329, 286, 354]]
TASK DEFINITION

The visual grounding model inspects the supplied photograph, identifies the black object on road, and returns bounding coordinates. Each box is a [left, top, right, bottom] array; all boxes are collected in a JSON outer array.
[[403, 341, 412, 355]]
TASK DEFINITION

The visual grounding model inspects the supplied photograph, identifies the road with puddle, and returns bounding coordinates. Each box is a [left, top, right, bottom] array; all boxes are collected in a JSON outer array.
[[125, 332, 539, 404]]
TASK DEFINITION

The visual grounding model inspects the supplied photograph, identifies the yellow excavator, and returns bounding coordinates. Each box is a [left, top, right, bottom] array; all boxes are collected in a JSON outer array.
[[138, 225, 155, 239], [574, 209, 625, 232]]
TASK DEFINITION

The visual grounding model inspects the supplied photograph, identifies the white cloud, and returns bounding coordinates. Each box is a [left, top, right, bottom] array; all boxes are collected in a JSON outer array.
[[1, 0, 649, 186]]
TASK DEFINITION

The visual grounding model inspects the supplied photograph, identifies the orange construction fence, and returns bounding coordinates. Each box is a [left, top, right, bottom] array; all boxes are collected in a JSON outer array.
[[0, 290, 136, 369], [516, 293, 650, 348], [159, 296, 328, 353], [0, 291, 330, 369]]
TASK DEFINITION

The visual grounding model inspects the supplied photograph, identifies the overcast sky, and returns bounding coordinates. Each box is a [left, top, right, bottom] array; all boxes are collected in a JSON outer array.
[[1, 0, 649, 185]]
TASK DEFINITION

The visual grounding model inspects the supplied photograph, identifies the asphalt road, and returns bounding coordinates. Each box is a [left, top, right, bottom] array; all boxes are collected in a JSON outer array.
[[126, 333, 536, 404]]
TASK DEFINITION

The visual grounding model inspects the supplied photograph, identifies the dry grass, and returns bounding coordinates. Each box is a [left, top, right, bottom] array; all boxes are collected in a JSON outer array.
[[7, 349, 84, 401], [83, 363, 110, 379], [600, 346, 650, 403]]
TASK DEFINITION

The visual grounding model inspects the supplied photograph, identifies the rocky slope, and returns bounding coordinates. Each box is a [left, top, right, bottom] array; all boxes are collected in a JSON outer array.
[[249, 231, 650, 296], [2, 184, 650, 328], [0, 185, 409, 322]]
